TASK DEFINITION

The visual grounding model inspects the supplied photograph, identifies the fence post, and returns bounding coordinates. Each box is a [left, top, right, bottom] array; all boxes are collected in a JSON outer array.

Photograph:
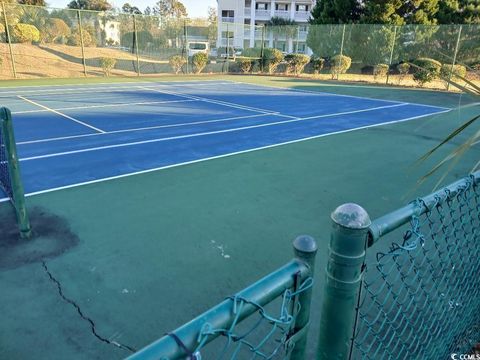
[[77, 10, 88, 77], [133, 14, 141, 76], [261, 24, 265, 72], [447, 25, 462, 91], [295, 25, 300, 53], [1, 108, 31, 239], [289, 235, 317, 360], [183, 19, 189, 74], [338, 24, 346, 80], [386, 25, 397, 85], [317, 203, 370, 360], [2, 2, 17, 79], [225, 22, 230, 73]]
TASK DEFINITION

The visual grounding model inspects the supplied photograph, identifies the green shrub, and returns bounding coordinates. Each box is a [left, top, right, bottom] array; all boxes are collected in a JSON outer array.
[[169, 55, 186, 74], [330, 54, 351, 79], [42, 18, 71, 43], [412, 58, 442, 86], [263, 48, 284, 74], [373, 64, 389, 80], [100, 57, 116, 76], [285, 53, 310, 75], [192, 52, 208, 74], [67, 28, 95, 47], [440, 63, 467, 80], [241, 47, 262, 58], [236, 57, 253, 73], [310, 56, 325, 74], [12, 23, 40, 43]]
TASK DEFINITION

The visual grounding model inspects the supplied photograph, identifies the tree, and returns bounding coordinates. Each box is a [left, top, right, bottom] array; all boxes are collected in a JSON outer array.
[[310, 0, 362, 24], [267, 16, 297, 50], [122, 3, 141, 14], [207, 6, 217, 44], [362, 0, 440, 25], [67, 0, 112, 12], [18, 0, 47, 5], [153, 0, 187, 19]]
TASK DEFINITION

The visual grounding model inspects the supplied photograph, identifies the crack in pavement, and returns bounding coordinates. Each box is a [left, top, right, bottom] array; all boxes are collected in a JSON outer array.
[[41, 261, 137, 354]]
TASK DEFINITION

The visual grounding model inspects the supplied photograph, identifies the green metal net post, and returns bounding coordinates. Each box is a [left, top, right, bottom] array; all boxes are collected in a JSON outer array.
[[1, 108, 31, 239], [317, 203, 370, 360], [289, 235, 317, 360]]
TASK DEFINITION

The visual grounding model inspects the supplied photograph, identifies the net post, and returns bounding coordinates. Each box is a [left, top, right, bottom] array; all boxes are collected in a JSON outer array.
[[133, 14, 141, 76], [386, 25, 397, 85], [289, 235, 317, 360], [77, 10, 88, 77], [447, 25, 462, 91], [1, 108, 31, 239], [2, 2, 17, 79], [316, 203, 370, 360]]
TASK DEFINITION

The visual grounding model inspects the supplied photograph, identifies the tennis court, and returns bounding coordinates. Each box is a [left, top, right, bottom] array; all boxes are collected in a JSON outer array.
[[0, 80, 448, 200], [1, 76, 478, 360]]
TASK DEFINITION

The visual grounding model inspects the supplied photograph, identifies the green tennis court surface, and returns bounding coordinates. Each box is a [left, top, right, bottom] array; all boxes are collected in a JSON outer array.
[[0, 75, 478, 359]]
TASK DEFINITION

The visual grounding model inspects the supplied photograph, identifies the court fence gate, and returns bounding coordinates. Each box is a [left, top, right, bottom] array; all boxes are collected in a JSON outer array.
[[126, 171, 480, 359]]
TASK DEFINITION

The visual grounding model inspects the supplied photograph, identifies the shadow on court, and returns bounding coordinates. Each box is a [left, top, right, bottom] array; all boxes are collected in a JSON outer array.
[[0, 75, 478, 359]]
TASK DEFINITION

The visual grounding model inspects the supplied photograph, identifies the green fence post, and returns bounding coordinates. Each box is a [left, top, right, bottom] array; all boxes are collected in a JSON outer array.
[[77, 10, 88, 77], [261, 24, 266, 73], [338, 24, 346, 80], [386, 25, 397, 85], [183, 19, 189, 74], [1, 108, 31, 239], [133, 14, 141, 76], [226, 22, 230, 73], [317, 203, 371, 360], [447, 25, 462, 92], [2, 2, 17, 79], [289, 235, 317, 360]]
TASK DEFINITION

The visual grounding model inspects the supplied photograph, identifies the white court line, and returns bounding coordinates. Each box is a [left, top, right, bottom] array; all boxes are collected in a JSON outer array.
[[0, 108, 451, 203], [230, 81, 453, 111], [17, 96, 106, 134], [17, 113, 276, 145], [19, 103, 409, 162], [139, 85, 297, 118], [12, 99, 197, 115]]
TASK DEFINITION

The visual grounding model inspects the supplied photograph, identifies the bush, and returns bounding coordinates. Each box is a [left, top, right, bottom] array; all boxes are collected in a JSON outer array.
[[440, 63, 467, 82], [192, 52, 208, 74], [285, 53, 310, 75], [397, 62, 410, 83], [310, 56, 325, 74], [412, 58, 442, 86], [67, 28, 95, 47], [263, 48, 284, 74], [241, 47, 262, 58], [100, 57, 116, 76], [12, 23, 40, 43], [330, 54, 352, 79], [373, 64, 389, 80], [236, 57, 253, 73], [42, 18, 71, 43], [169, 55, 186, 74]]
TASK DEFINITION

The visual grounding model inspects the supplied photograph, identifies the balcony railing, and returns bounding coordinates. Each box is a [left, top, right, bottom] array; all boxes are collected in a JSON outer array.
[[294, 11, 310, 21], [255, 10, 270, 18], [221, 17, 235, 23], [274, 10, 290, 18]]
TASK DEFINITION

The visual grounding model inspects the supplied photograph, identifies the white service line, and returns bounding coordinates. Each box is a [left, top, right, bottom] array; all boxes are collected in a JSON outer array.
[[139, 85, 297, 118], [0, 107, 451, 203], [19, 103, 411, 162], [17, 95, 105, 134], [17, 113, 277, 145], [12, 99, 197, 115]]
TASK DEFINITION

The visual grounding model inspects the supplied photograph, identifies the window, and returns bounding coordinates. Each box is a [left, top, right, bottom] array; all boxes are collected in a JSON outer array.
[[189, 43, 207, 50], [296, 4, 308, 11], [221, 10, 234, 18], [221, 31, 234, 39], [276, 3, 288, 10], [256, 3, 267, 10]]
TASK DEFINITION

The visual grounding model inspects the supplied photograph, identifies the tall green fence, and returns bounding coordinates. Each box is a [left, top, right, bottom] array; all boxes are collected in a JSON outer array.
[[128, 236, 317, 360], [0, 3, 479, 85], [318, 171, 480, 359]]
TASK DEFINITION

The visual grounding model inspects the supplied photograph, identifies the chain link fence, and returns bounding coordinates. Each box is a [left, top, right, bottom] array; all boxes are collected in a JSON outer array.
[[0, 3, 479, 87]]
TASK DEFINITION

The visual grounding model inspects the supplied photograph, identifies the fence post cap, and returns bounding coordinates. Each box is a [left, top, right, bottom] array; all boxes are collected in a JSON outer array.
[[331, 203, 371, 229], [293, 235, 317, 254]]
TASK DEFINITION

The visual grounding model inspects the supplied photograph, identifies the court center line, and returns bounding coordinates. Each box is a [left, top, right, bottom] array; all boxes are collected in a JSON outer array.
[[17, 113, 278, 145], [17, 96, 106, 134], [12, 99, 197, 115], [138, 86, 297, 118], [0, 108, 451, 203], [19, 103, 411, 162]]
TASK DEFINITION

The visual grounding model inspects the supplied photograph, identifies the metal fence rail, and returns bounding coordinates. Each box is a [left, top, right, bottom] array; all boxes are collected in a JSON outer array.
[[128, 236, 317, 360], [318, 172, 480, 359]]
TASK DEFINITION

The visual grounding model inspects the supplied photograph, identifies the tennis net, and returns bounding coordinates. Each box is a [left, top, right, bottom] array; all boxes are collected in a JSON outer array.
[[0, 107, 31, 238]]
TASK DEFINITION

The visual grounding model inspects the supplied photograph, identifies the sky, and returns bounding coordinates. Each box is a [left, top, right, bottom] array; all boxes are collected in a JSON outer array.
[[47, 0, 217, 18]]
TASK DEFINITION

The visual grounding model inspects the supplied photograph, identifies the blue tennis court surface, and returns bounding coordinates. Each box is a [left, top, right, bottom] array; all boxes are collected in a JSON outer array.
[[0, 80, 449, 201]]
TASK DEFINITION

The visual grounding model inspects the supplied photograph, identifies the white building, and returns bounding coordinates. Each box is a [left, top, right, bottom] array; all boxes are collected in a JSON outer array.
[[101, 20, 121, 46], [217, 0, 316, 54]]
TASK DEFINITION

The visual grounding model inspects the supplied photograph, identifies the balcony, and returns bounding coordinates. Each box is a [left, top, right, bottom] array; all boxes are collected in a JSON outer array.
[[274, 10, 290, 19], [255, 9, 270, 18], [294, 11, 310, 21], [221, 17, 235, 23]]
